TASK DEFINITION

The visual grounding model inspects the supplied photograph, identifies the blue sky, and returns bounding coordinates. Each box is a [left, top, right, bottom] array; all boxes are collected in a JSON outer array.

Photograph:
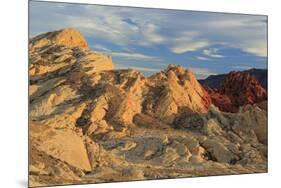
[[29, 1, 267, 79]]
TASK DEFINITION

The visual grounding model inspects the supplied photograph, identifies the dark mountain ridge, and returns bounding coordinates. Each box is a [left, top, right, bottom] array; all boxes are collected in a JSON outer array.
[[199, 68, 267, 91]]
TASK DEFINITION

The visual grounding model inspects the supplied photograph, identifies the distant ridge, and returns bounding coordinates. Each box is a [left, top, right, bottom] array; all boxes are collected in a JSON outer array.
[[199, 68, 267, 91]]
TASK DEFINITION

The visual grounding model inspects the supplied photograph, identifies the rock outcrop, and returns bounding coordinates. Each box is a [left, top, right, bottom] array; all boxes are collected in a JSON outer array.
[[220, 72, 267, 105], [29, 28, 89, 51], [203, 71, 267, 112], [144, 64, 211, 124], [29, 29, 267, 187]]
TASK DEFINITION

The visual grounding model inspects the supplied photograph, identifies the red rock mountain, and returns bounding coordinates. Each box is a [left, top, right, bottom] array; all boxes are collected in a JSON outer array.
[[206, 71, 267, 112]]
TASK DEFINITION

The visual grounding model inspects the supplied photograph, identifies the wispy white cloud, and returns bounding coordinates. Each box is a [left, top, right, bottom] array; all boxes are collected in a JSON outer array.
[[110, 52, 162, 61], [202, 48, 224, 58], [169, 32, 210, 54], [196, 56, 211, 61], [171, 40, 209, 54], [239, 40, 267, 57], [138, 23, 166, 46], [91, 44, 112, 52]]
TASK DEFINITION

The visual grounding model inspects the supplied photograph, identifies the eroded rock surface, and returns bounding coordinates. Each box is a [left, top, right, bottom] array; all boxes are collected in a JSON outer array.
[[29, 29, 267, 187]]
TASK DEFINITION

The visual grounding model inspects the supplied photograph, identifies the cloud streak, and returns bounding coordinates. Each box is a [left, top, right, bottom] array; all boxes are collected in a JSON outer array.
[[110, 52, 162, 61], [169, 32, 210, 54], [91, 44, 112, 52], [202, 48, 224, 58], [196, 56, 211, 61]]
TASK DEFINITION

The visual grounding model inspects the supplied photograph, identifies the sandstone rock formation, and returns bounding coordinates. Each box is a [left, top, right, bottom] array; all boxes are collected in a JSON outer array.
[[29, 29, 267, 187], [29, 28, 89, 51], [220, 72, 267, 105], [203, 71, 267, 112], [144, 64, 211, 124]]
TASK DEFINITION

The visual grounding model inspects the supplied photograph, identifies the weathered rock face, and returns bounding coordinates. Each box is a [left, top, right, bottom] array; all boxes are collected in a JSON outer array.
[[29, 28, 89, 51], [30, 122, 91, 172], [220, 72, 267, 105], [29, 29, 267, 187], [204, 87, 235, 112], [29, 29, 113, 77], [203, 71, 267, 112], [144, 64, 211, 124]]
